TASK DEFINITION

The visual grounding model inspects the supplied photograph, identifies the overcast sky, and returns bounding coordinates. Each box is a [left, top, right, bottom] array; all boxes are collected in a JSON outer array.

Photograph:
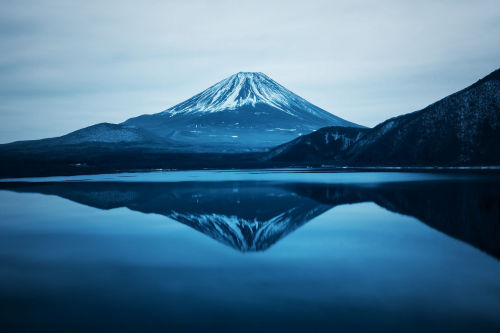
[[0, 0, 499, 143]]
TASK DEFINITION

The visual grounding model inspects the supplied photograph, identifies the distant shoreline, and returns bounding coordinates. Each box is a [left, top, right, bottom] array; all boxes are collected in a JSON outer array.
[[2, 167, 500, 182]]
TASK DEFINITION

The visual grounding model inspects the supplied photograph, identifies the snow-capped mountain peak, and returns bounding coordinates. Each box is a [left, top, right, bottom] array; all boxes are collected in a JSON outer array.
[[161, 72, 338, 120], [121, 71, 362, 151]]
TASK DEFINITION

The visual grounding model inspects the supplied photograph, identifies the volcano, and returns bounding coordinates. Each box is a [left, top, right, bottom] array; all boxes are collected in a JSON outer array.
[[123, 72, 362, 151], [4, 72, 361, 153]]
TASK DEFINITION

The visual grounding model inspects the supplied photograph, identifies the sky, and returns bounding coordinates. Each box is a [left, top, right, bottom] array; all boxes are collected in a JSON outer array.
[[0, 0, 499, 143]]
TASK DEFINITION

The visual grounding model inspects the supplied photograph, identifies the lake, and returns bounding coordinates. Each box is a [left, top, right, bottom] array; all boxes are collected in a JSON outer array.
[[1, 170, 499, 332]]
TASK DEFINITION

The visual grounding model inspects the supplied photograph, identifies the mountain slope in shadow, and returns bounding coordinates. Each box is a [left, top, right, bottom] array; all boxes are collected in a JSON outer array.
[[267, 68, 500, 166]]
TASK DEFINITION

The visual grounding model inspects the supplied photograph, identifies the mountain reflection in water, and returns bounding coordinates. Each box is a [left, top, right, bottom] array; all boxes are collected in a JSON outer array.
[[2, 179, 499, 258]]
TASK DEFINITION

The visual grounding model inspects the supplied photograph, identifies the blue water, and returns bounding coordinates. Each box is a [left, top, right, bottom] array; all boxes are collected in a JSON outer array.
[[0, 171, 499, 332]]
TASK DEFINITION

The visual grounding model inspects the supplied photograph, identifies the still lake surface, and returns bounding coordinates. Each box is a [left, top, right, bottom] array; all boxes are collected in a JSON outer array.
[[1, 170, 499, 332]]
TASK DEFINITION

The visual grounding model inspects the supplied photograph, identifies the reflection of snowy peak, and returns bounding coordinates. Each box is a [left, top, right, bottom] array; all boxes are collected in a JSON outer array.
[[3, 180, 499, 258], [169, 212, 288, 252], [159, 182, 332, 251], [1, 182, 332, 252], [169, 203, 330, 252]]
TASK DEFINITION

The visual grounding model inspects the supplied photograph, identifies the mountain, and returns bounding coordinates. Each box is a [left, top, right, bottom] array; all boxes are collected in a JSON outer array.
[[2, 123, 165, 151], [123, 72, 362, 151], [265, 126, 369, 165], [1, 68, 499, 178], [344, 68, 500, 166], [0, 72, 364, 177], [2, 72, 360, 154], [267, 68, 500, 167]]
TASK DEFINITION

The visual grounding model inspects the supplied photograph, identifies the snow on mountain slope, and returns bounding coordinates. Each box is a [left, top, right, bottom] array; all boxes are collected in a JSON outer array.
[[161, 72, 348, 122], [123, 72, 362, 151], [1, 72, 362, 153]]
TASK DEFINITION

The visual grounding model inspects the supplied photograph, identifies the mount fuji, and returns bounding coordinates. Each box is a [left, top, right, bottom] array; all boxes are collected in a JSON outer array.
[[123, 72, 362, 151], [4, 72, 361, 154]]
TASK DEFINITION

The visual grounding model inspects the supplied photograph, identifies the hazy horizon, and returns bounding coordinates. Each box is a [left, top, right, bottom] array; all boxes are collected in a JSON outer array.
[[1, 0, 499, 143]]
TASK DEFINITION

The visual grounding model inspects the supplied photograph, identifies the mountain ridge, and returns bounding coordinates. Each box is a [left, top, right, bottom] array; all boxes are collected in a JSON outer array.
[[343, 68, 500, 165], [267, 68, 500, 166]]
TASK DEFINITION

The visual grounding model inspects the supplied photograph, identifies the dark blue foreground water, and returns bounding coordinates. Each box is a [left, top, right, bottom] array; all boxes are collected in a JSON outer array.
[[0, 171, 499, 332]]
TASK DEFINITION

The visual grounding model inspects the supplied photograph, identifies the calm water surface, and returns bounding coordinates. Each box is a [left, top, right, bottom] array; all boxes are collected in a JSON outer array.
[[0, 171, 499, 332]]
